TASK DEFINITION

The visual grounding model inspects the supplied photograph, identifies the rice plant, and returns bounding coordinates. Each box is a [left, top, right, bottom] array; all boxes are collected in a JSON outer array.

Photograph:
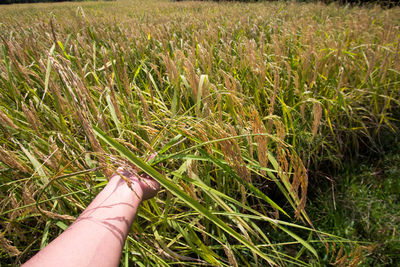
[[0, 0, 399, 265]]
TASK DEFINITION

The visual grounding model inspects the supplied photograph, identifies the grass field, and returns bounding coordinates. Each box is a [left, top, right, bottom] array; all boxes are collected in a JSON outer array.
[[0, 0, 399, 265]]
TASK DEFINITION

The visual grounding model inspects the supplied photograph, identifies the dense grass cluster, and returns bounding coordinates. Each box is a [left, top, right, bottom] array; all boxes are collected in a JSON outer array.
[[0, 0, 399, 265], [310, 147, 400, 265]]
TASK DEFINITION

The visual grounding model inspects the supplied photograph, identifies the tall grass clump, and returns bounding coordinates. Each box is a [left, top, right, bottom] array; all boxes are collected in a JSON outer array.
[[0, 0, 399, 265]]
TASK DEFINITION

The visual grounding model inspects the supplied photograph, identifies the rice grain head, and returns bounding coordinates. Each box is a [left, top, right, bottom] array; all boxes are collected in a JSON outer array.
[[0, 232, 21, 257], [312, 101, 322, 140]]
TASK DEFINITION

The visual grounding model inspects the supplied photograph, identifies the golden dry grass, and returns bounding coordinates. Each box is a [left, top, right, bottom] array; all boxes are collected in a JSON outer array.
[[0, 0, 399, 265]]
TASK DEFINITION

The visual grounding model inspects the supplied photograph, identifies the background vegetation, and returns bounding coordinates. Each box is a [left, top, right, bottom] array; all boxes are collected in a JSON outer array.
[[1, 0, 114, 4], [175, 0, 400, 8], [1, 0, 68, 4], [0, 0, 399, 265]]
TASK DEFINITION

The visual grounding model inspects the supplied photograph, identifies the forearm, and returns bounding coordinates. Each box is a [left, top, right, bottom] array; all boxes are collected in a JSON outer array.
[[23, 175, 143, 267]]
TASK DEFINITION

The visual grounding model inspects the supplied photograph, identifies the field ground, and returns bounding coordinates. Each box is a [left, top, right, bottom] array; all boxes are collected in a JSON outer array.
[[0, 0, 399, 265]]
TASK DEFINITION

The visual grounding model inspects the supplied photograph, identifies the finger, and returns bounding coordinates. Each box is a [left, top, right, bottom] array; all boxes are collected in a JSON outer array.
[[112, 167, 126, 178], [115, 167, 140, 181], [142, 177, 161, 191]]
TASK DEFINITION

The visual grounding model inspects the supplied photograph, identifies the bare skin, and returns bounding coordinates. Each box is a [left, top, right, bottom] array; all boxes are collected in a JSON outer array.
[[23, 166, 160, 267]]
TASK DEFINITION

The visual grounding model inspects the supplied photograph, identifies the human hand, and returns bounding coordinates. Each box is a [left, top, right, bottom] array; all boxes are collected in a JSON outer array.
[[23, 154, 161, 267], [113, 153, 161, 201]]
